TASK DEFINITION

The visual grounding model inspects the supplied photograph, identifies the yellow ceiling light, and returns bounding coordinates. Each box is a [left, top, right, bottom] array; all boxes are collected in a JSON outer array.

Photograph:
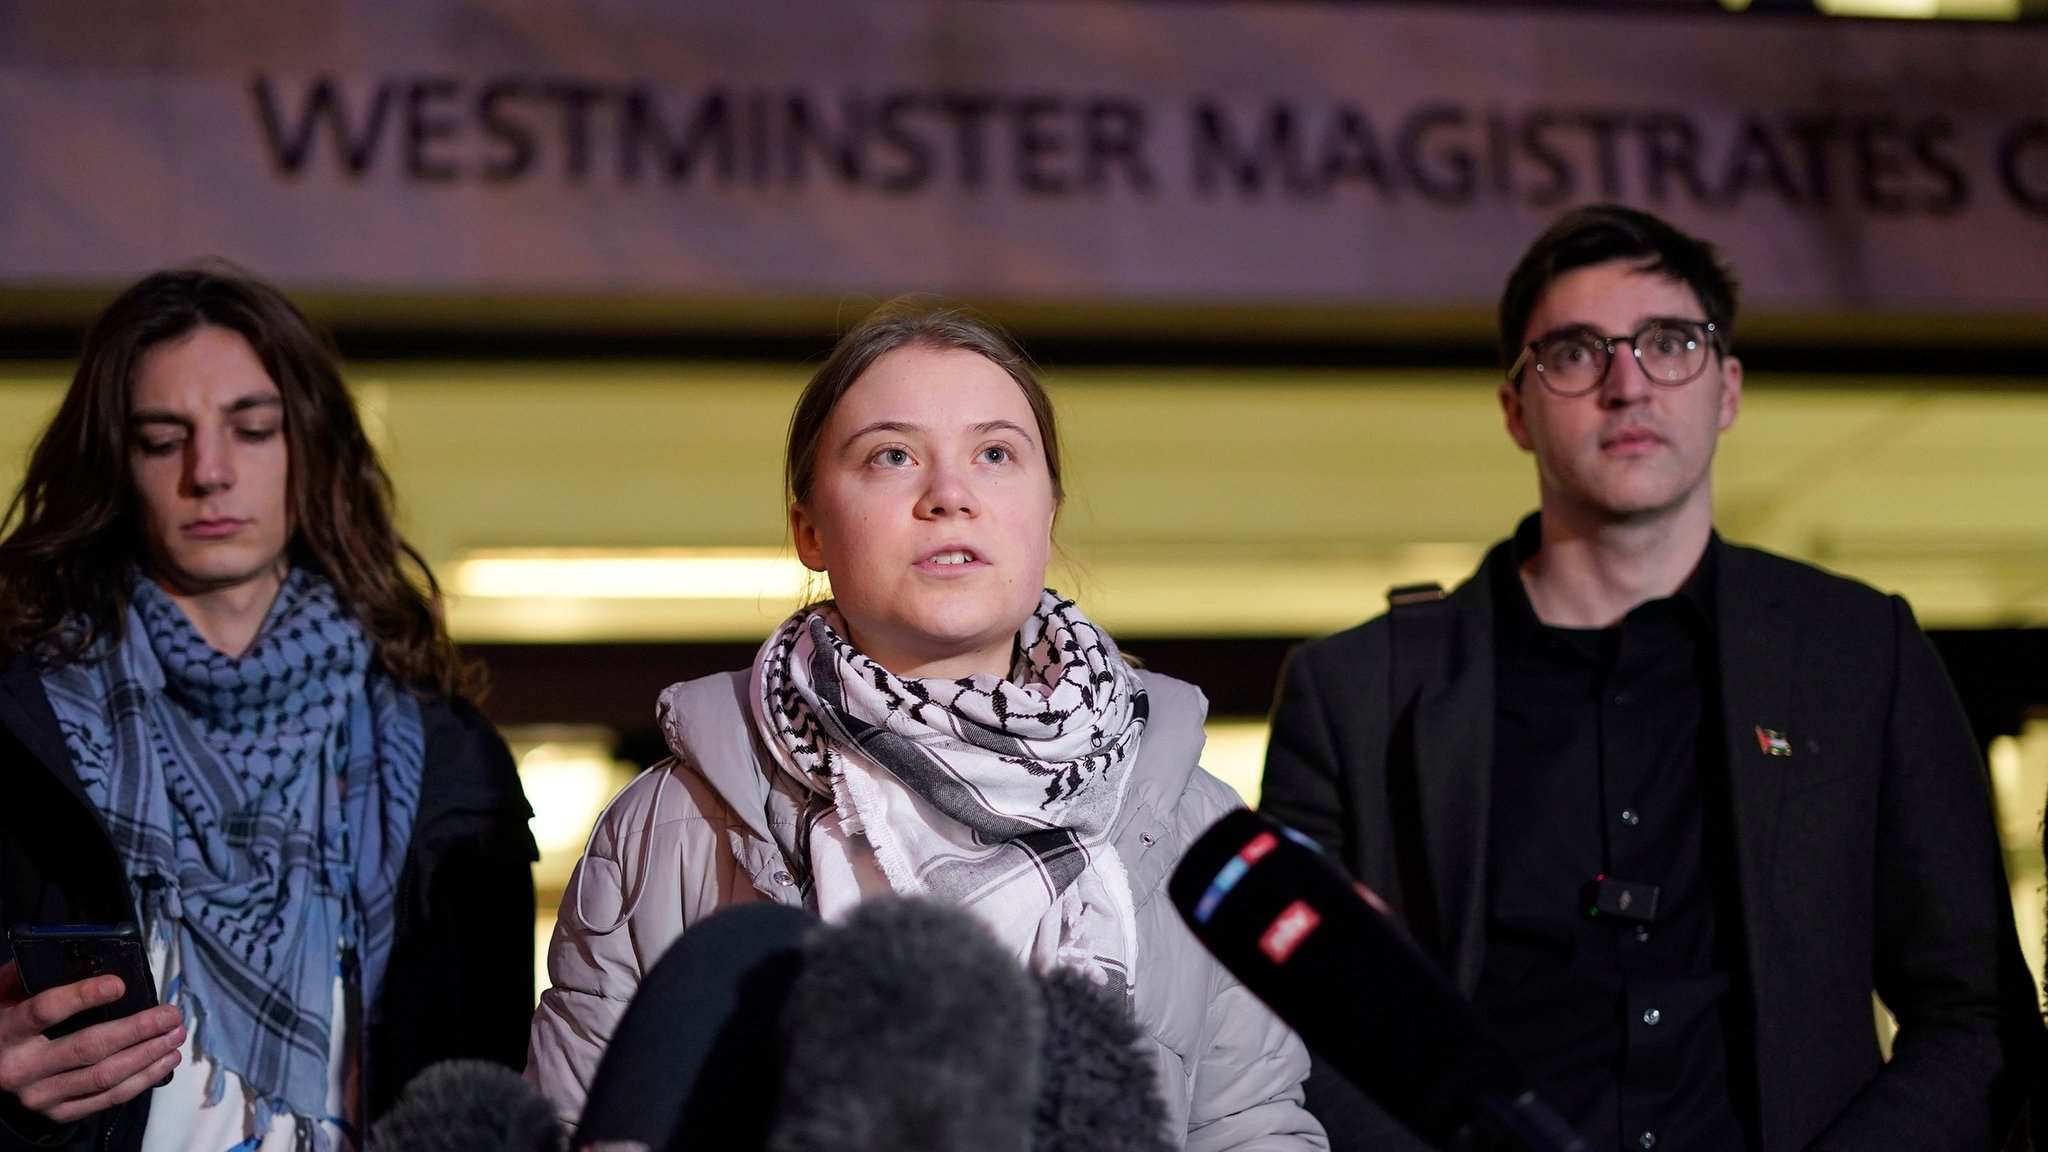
[[1815, 0, 1939, 16], [455, 548, 812, 600], [448, 548, 822, 643], [1201, 718, 1274, 808], [1814, 0, 2017, 17], [507, 728, 642, 893], [443, 546, 1489, 643]]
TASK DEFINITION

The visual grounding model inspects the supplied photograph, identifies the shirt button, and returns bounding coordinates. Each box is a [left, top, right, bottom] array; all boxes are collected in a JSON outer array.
[[1642, 1007, 1662, 1026], [1620, 808, 1640, 826], [1640, 1132, 1657, 1149], [772, 870, 794, 886], [1139, 832, 1157, 847], [1635, 925, 1652, 943], [1613, 692, 1630, 706]]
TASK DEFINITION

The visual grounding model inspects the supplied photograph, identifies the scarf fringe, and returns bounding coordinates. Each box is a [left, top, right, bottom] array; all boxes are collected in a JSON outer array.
[[831, 760, 918, 892]]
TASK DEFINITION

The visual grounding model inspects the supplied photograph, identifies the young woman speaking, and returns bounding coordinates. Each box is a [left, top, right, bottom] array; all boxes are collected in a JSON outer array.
[[528, 303, 1324, 1151]]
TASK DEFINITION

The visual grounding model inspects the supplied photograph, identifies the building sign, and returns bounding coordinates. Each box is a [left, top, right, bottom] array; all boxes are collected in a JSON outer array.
[[2, 0, 2045, 313]]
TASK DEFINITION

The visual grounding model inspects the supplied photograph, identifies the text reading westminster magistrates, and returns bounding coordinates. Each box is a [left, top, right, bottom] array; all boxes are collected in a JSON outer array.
[[253, 76, 2048, 217]]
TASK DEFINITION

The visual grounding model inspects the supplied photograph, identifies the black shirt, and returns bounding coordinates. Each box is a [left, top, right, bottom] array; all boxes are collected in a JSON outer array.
[[1474, 519, 1752, 1152]]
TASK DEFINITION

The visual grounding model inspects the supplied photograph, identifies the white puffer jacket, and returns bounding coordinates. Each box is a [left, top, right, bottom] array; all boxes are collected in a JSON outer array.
[[527, 667, 1326, 1151]]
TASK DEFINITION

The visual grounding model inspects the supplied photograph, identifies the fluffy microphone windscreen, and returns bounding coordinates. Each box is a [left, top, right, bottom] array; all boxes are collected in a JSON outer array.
[[1032, 969, 1174, 1152], [768, 897, 1042, 1152], [366, 1060, 565, 1152]]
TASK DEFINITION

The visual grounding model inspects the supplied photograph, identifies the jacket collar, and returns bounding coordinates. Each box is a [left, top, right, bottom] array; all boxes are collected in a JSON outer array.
[[1409, 537, 1501, 991], [0, 651, 94, 813], [1111, 670, 1207, 904], [1493, 513, 1721, 659], [1119, 669, 1205, 833]]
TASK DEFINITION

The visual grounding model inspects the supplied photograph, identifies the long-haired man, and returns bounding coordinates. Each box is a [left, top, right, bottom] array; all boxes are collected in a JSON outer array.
[[0, 267, 535, 1152]]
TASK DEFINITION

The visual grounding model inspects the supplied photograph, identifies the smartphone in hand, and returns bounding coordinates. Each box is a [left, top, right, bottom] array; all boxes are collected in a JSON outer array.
[[6, 923, 160, 1039]]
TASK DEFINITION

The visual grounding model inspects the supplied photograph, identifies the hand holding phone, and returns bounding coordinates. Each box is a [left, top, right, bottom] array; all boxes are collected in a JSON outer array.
[[0, 927, 185, 1125], [6, 925, 158, 1039]]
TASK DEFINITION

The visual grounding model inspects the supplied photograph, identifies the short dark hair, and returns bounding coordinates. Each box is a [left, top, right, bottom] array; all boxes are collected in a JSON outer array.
[[1497, 204, 1740, 375], [0, 264, 478, 698], [786, 298, 1062, 509]]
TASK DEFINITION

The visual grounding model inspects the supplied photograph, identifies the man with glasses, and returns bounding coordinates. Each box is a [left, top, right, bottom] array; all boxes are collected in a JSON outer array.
[[1261, 204, 2042, 1152]]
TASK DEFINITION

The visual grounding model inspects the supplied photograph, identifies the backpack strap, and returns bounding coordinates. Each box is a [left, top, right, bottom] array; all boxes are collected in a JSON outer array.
[[1293, 583, 1458, 1149], [1387, 582, 1449, 716], [1383, 581, 1449, 951]]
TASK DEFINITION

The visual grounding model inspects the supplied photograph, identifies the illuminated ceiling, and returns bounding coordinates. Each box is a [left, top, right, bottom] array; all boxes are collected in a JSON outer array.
[[5, 360, 2048, 637]]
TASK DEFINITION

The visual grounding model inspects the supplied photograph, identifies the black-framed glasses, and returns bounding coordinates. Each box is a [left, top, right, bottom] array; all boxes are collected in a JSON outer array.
[[1508, 318, 1720, 398]]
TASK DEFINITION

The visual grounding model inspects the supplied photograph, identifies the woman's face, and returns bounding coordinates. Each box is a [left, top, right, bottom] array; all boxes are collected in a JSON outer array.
[[791, 345, 1056, 680]]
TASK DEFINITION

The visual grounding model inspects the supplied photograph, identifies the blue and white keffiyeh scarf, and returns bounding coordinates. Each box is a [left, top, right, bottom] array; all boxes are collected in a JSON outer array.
[[40, 570, 423, 1131], [750, 591, 1146, 995]]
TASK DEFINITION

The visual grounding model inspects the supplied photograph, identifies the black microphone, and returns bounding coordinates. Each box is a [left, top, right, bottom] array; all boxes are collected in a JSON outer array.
[[574, 901, 815, 1152], [1168, 809, 1587, 1152], [366, 1059, 566, 1152]]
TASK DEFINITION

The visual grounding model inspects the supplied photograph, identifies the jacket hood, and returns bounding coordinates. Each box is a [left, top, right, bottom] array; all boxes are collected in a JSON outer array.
[[656, 670, 783, 844], [1120, 669, 1210, 832]]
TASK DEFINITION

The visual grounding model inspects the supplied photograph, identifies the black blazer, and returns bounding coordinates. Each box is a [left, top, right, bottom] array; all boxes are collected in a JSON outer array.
[[1262, 531, 2044, 1152], [0, 654, 538, 1152]]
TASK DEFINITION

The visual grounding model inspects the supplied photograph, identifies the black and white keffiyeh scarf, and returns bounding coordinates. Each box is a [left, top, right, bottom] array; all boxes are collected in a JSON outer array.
[[751, 590, 1147, 994], [40, 571, 424, 1135]]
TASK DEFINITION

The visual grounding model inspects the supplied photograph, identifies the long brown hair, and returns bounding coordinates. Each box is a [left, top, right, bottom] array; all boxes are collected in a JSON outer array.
[[0, 265, 479, 698], [786, 299, 1064, 509]]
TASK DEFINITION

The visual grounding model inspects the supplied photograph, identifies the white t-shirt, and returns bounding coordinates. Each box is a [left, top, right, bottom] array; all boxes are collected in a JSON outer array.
[[140, 929, 358, 1152]]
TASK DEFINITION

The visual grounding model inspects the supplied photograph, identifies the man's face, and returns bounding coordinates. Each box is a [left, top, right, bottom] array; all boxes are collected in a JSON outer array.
[[129, 324, 292, 601], [1499, 260, 1742, 525]]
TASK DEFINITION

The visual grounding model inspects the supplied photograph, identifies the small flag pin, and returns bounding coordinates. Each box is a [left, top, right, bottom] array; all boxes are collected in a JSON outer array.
[[1755, 726, 1792, 757]]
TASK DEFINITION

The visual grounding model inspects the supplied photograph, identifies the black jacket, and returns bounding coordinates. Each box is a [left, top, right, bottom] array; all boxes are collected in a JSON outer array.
[[0, 654, 537, 1152], [1261, 531, 2045, 1152]]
